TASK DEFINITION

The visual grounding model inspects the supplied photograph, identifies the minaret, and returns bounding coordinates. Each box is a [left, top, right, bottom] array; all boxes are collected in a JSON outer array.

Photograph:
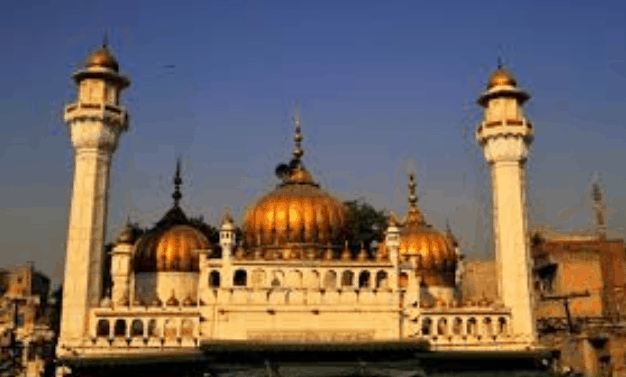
[[592, 182, 607, 238], [476, 61, 536, 344], [59, 39, 130, 351]]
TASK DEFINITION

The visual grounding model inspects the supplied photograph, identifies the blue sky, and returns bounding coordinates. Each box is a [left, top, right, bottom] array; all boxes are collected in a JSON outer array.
[[1, 0, 625, 287]]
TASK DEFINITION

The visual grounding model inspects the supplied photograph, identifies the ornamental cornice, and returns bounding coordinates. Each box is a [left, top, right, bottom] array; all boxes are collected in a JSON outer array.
[[480, 135, 531, 163], [476, 121, 534, 147], [64, 102, 129, 129], [66, 107, 128, 151]]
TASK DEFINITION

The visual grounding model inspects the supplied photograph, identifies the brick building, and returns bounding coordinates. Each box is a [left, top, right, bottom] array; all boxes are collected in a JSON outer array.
[[462, 183, 626, 377], [0, 264, 56, 377]]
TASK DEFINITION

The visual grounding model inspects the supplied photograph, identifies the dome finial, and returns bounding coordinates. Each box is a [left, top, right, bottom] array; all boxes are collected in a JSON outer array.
[[102, 29, 109, 49], [406, 173, 423, 225], [292, 99, 304, 166], [172, 158, 183, 207], [497, 56, 502, 69], [408, 173, 418, 207]]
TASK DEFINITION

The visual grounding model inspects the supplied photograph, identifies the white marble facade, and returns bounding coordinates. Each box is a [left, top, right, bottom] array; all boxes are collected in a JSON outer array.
[[56, 45, 539, 361]]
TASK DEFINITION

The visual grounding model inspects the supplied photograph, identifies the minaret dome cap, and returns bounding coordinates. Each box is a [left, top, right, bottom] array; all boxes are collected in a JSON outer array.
[[487, 67, 517, 89], [85, 46, 119, 72]]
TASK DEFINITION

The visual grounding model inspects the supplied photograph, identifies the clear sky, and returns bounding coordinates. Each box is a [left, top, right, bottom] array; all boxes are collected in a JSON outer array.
[[1, 0, 625, 287]]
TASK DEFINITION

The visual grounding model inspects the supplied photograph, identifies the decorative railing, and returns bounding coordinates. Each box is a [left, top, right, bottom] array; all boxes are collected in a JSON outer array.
[[89, 308, 201, 350], [410, 311, 520, 350], [200, 287, 401, 308], [65, 102, 125, 117]]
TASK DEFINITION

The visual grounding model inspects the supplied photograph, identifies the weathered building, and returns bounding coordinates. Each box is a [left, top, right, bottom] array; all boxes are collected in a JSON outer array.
[[0, 264, 55, 377]]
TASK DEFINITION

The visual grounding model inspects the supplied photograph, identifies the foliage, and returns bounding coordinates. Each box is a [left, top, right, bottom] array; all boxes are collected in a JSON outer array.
[[188, 216, 220, 244], [344, 199, 389, 256], [49, 285, 63, 337], [126, 222, 148, 239]]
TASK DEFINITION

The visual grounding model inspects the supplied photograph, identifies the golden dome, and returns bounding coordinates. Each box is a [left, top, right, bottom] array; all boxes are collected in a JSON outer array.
[[134, 161, 211, 272], [134, 225, 209, 273], [398, 173, 456, 286], [243, 167, 347, 246], [86, 46, 119, 72], [243, 103, 347, 247], [399, 226, 455, 267], [487, 67, 517, 89]]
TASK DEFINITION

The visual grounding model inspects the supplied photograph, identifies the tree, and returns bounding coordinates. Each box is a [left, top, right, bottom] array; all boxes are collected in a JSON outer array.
[[49, 285, 62, 338], [188, 216, 220, 244], [344, 199, 389, 256]]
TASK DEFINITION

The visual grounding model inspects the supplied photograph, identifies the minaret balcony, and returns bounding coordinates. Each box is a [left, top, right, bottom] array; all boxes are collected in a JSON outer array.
[[64, 101, 128, 129], [476, 119, 534, 145]]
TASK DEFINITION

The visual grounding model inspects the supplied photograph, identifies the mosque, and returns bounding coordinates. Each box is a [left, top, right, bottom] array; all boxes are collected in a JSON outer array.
[[55, 42, 553, 376]]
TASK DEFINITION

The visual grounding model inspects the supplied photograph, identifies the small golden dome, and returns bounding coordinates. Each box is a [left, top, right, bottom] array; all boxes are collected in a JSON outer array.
[[399, 226, 454, 262], [487, 67, 517, 89], [134, 161, 211, 272], [86, 46, 119, 72], [398, 173, 456, 286], [134, 225, 209, 273]]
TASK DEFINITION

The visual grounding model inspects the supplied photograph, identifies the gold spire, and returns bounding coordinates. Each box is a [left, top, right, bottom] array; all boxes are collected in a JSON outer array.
[[292, 99, 304, 165], [284, 99, 314, 184], [102, 29, 109, 49], [172, 158, 182, 207], [406, 173, 424, 225]]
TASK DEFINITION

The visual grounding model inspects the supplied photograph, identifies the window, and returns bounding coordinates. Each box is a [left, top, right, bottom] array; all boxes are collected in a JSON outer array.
[[233, 270, 247, 286], [341, 271, 354, 287], [96, 320, 109, 337], [114, 319, 126, 337], [376, 271, 388, 289], [131, 320, 143, 337], [147, 319, 157, 337], [209, 271, 220, 288], [358, 271, 371, 288], [437, 318, 448, 336], [453, 318, 463, 335], [498, 317, 508, 334], [421, 318, 432, 336], [535, 263, 557, 295], [467, 318, 477, 335]]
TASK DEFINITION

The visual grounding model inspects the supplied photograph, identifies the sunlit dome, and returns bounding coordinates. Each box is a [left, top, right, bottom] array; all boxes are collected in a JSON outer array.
[[487, 64, 517, 89], [85, 44, 119, 72], [133, 161, 211, 273], [397, 174, 456, 287], [242, 103, 347, 248]]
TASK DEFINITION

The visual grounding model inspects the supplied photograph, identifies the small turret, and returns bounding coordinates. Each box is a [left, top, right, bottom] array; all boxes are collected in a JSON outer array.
[[220, 210, 236, 257]]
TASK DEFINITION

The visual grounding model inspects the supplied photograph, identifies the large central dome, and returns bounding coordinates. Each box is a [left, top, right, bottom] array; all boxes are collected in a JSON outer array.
[[243, 104, 347, 247], [243, 166, 347, 247]]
